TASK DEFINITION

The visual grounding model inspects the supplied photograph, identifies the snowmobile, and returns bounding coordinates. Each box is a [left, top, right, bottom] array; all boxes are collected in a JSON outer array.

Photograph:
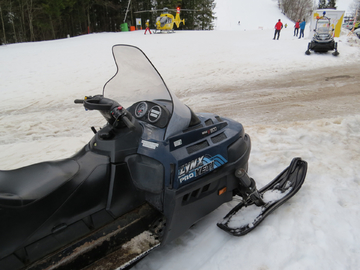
[[0, 45, 307, 270], [305, 16, 339, 56]]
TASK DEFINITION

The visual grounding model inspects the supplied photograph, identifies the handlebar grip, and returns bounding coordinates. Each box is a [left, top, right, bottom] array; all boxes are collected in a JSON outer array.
[[122, 115, 135, 130], [74, 99, 84, 104], [84, 102, 112, 111]]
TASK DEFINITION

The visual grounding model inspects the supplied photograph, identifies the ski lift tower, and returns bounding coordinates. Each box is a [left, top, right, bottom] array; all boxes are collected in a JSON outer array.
[[121, 0, 131, 31]]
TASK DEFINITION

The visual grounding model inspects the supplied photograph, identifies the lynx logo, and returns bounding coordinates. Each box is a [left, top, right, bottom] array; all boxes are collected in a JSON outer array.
[[178, 154, 228, 185], [178, 156, 204, 177], [179, 172, 196, 183], [195, 161, 214, 177]]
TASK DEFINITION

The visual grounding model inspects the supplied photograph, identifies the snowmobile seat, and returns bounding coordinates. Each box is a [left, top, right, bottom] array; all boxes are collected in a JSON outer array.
[[0, 159, 79, 207]]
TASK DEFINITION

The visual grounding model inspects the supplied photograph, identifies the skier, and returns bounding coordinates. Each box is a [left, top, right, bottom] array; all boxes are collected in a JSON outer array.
[[299, 19, 306, 39], [144, 19, 152, 35], [273, 19, 283, 40], [294, 20, 300, 36]]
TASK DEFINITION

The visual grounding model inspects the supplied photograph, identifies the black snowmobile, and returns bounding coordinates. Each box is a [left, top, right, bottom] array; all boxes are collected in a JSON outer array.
[[0, 45, 307, 270], [305, 16, 339, 56]]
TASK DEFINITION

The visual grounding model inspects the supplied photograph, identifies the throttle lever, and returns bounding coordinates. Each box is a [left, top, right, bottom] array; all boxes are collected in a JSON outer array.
[[112, 106, 135, 130], [122, 115, 135, 130]]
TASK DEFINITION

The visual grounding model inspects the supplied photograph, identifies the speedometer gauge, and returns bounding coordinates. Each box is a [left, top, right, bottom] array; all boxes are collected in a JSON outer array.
[[148, 105, 162, 123], [135, 102, 148, 118]]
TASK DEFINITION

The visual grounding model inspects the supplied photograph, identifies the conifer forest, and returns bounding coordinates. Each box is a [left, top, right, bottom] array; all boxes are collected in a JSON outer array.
[[0, 0, 215, 44]]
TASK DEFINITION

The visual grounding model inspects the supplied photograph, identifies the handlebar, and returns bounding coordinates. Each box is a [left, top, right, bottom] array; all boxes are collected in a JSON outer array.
[[74, 95, 114, 111], [121, 114, 135, 130], [74, 95, 135, 130], [74, 99, 84, 104], [111, 105, 135, 130]]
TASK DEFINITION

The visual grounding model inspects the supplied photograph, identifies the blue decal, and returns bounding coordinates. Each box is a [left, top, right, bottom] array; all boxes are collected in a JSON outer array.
[[178, 154, 228, 184], [203, 154, 227, 168]]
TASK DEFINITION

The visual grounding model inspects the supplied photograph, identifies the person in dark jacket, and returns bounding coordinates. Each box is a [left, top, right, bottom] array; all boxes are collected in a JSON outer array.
[[273, 19, 283, 40], [298, 19, 306, 39], [294, 20, 300, 36]]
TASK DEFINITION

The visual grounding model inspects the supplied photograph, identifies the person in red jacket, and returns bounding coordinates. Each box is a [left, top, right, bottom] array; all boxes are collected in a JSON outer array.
[[144, 19, 152, 35], [273, 19, 283, 40], [294, 20, 300, 36]]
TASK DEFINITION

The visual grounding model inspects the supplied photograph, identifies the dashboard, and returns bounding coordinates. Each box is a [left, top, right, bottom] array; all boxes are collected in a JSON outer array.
[[128, 100, 171, 128]]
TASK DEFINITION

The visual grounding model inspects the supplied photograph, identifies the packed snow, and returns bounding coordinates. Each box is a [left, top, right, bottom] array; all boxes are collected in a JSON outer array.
[[1, 0, 360, 269], [226, 203, 262, 229], [262, 186, 292, 202], [214, 0, 355, 31]]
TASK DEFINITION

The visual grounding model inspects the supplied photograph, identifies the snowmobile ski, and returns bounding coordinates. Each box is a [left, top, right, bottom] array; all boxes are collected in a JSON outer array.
[[217, 158, 307, 236]]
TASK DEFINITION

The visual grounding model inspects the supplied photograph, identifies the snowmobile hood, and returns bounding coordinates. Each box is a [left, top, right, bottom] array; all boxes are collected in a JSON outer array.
[[103, 44, 191, 140]]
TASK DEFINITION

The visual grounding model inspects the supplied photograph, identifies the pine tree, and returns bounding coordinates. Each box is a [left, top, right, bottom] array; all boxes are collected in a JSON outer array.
[[318, 0, 327, 9], [176, 0, 214, 30], [194, 0, 215, 30], [327, 0, 336, 9], [0, 0, 217, 44]]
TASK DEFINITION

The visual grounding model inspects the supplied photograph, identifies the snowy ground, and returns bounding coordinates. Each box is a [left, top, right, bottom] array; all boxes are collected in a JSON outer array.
[[1, 0, 360, 269], [214, 0, 355, 31]]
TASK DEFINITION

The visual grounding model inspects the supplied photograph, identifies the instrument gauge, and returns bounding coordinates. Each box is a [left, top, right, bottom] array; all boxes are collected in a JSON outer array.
[[148, 105, 162, 123], [135, 102, 148, 118]]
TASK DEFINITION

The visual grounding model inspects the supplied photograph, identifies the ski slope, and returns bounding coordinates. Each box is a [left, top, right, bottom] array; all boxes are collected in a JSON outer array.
[[214, 0, 355, 31], [1, 0, 360, 269], [214, 0, 291, 30]]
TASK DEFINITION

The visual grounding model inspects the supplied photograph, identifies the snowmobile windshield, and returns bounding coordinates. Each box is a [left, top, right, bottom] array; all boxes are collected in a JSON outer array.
[[316, 20, 331, 34], [103, 44, 191, 139]]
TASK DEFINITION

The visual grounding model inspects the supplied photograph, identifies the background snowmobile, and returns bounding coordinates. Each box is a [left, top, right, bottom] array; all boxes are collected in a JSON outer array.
[[305, 15, 339, 56], [0, 45, 307, 270]]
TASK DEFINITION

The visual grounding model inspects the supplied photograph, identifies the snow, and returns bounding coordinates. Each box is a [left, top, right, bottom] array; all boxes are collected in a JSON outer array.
[[220, 184, 293, 230], [1, 0, 360, 269], [122, 231, 160, 256], [214, 0, 291, 31], [226, 203, 262, 229], [214, 0, 355, 31], [262, 186, 292, 202]]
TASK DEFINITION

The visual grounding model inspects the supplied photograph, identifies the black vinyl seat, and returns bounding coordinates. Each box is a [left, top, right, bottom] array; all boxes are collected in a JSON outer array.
[[0, 159, 79, 207]]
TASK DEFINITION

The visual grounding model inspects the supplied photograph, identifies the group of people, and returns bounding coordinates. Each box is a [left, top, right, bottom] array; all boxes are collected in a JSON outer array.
[[294, 19, 306, 38], [273, 19, 306, 40]]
